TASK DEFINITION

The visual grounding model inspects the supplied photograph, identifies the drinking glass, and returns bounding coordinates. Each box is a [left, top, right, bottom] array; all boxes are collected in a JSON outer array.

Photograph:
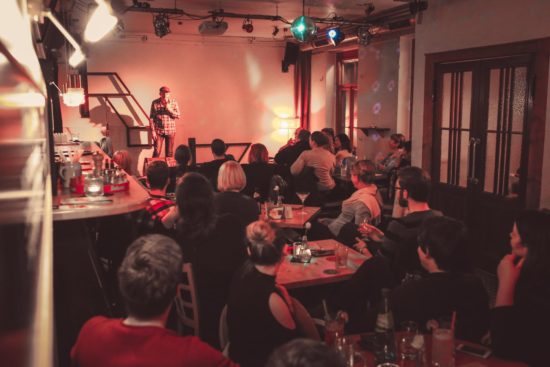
[[296, 191, 310, 215], [335, 244, 348, 270], [431, 327, 455, 367], [399, 321, 418, 360], [324, 314, 345, 347], [335, 336, 357, 367]]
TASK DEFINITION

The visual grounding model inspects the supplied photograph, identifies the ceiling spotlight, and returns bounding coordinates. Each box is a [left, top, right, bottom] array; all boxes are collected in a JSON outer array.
[[153, 14, 170, 38], [290, 16, 317, 43], [326, 27, 345, 46], [357, 27, 373, 46], [272, 26, 280, 37], [242, 18, 254, 33]]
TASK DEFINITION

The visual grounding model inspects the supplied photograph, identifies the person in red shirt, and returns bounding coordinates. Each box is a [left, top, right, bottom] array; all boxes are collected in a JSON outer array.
[[71, 234, 237, 367]]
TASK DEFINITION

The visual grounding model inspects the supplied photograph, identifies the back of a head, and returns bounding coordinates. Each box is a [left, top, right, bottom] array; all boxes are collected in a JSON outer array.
[[266, 339, 345, 367], [113, 150, 132, 174], [211, 138, 226, 156], [352, 160, 376, 185], [246, 220, 285, 266], [297, 129, 311, 142], [118, 234, 182, 319], [176, 172, 215, 236], [321, 127, 335, 139], [390, 133, 406, 148], [418, 216, 470, 273], [218, 160, 246, 192], [515, 209, 550, 278], [174, 144, 191, 166], [249, 143, 269, 163], [147, 160, 170, 190], [398, 166, 431, 203], [336, 133, 351, 151], [310, 131, 329, 147]]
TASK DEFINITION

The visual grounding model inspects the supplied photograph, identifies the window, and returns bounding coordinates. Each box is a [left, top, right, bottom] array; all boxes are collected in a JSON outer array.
[[336, 50, 358, 148]]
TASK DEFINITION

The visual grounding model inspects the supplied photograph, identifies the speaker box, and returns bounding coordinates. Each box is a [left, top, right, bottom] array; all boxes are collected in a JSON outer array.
[[283, 42, 299, 65]]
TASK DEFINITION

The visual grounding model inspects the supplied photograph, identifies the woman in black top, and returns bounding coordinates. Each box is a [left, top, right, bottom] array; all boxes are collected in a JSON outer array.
[[175, 172, 247, 348], [242, 143, 276, 201], [214, 160, 259, 226], [491, 209, 550, 367], [228, 221, 300, 367]]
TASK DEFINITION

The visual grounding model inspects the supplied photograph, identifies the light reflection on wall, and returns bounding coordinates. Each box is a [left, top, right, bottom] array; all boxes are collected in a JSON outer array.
[[245, 52, 262, 90]]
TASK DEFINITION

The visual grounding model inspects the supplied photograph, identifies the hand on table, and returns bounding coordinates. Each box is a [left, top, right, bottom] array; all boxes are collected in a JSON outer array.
[[353, 238, 373, 259]]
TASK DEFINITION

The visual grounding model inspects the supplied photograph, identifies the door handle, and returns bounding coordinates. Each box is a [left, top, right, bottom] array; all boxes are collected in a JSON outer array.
[[469, 137, 481, 185]]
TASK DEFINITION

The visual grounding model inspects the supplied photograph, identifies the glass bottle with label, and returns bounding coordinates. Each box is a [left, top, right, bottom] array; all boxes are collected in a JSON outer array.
[[374, 288, 397, 364]]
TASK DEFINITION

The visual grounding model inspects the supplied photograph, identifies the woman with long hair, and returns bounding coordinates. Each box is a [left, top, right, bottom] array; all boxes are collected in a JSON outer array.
[[175, 172, 247, 348], [227, 221, 300, 367], [334, 133, 353, 165], [491, 209, 550, 366], [242, 143, 277, 202]]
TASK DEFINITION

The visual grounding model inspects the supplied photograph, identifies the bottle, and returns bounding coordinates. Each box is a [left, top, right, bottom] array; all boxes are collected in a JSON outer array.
[[299, 223, 312, 263], [374, 288, 397, 364]]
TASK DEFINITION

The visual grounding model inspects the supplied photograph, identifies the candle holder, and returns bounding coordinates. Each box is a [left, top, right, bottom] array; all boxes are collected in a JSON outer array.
[[84, 174, 104, 197]]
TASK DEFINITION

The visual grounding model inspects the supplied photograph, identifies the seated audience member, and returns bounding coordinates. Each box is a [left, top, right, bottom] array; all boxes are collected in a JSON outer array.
[[491, 209, 550, 367], [215, 160, 259, 226], [357, 166, 442, 282], [99, 125, 113, 158], [113, 150, 132, 175], [137, 161, 175, 234], [375, 133, 405, 173], [275, 128, 311, 167], [321, 127, 336, 154], [318, 160, 381, 242], [228, 221, 301, 367], [266, 339, 346, 367], [71, 234, 237, 367], [175, 172, 247, 348], [334, 133, 353, 165], [242, 143, 276, 201], [199, 138, 234, 190], [290, 131, 336, 193], [167, 144, 193, 193]]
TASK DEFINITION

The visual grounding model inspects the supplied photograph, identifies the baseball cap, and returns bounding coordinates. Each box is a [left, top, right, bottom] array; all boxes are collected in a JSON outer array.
[[159, 86, 171, 93]]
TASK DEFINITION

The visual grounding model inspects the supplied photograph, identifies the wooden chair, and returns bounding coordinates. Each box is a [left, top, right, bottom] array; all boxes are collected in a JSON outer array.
[[174, 262, 200, 336], [218, 304, 230, 356]]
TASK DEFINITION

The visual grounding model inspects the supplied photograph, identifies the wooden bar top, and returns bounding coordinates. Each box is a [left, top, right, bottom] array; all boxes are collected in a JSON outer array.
[[52, 145, 149, 221], [262, 205, 320, 229], [277, 239, 367, 289]]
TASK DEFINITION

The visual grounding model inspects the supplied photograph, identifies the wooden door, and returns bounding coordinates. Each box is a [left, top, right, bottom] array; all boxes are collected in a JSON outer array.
[[431, 55, 533, 270]]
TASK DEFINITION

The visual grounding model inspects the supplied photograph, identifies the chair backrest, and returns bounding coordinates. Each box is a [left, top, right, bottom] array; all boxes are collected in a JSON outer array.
[[291, 297, 321, 341], [218, 304, 230, 356], [174, 262, 200, 336]]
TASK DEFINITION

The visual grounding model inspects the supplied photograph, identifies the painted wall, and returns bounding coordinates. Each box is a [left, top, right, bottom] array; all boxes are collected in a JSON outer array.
[[61, 35, 294, 174], [411, 0, 550, 207], [310, 51, 336, 132]]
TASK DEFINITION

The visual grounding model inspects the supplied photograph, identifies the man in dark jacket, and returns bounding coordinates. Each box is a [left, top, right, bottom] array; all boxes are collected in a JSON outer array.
[[274, 128, 311, 167]]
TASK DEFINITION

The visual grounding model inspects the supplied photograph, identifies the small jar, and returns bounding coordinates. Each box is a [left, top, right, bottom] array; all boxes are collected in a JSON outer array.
[[84, 175, 104, 197]]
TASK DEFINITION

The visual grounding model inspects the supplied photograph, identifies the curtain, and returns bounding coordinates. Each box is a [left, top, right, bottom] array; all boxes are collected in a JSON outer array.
[[294, 50, 312, 130]]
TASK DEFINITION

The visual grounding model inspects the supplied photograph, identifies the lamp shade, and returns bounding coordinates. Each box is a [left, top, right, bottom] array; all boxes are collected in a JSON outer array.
[[290, 16, 317, 43]]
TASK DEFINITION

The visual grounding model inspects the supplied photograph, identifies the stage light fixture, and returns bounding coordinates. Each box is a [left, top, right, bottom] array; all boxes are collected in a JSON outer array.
[[84, 0, 118, 43], [290, 15, 317, 43], [326, 27, 344, 46], [153, 13, 170, 38], [242, 18, 254, 33], [357, 26, 373, 46]]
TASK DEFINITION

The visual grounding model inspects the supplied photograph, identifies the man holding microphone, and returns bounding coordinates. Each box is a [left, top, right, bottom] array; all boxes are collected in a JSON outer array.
[[150, 86, 180, 157]]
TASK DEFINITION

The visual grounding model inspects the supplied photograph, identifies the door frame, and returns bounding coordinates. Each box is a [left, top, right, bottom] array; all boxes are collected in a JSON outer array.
[[422, 38, 550, 208]]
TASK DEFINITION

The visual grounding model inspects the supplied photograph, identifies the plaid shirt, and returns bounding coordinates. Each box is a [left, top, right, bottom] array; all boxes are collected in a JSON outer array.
[[145, 195, 175, 221], [150, 97, 180, 136]]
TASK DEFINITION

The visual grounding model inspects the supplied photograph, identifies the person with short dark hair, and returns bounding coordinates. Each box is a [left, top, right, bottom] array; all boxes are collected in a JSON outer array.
[[266, 339, 346, 367], [167, 144, 194, 193], [144, 160, 174, 222], [228, 221, 301, 367], [491, 209, 550, 367], [71, 234, 237, 367], [199, 138, 235, 190], [274, 128, 311, 167], [290, 131, 336, 192], [150, 86, 180, 157], [357, 166, 442, 281], [175, 172, 247, 348]]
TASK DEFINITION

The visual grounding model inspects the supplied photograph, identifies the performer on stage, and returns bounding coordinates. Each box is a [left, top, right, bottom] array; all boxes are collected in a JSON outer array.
[[150, 86, 180, 157]]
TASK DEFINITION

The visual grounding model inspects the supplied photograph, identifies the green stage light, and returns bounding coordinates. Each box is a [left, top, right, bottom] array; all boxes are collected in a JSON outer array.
[[290, 16, 317, 43]]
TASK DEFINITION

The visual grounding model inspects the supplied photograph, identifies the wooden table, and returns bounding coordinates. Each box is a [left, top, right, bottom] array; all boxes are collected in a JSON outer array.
[[277, 239, 367, 289], [262, 205, 320, 229], [350, 333, 528, 367]]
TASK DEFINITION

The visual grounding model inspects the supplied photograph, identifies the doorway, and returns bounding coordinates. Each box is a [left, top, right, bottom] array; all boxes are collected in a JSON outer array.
[[423, 39, 549, 271]]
